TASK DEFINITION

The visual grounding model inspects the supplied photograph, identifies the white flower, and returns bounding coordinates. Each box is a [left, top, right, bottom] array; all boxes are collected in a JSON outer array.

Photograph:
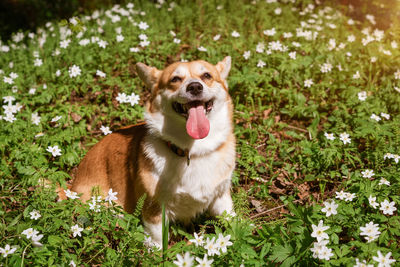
[[360, 221, 381, 243], [197, 46, 207, 52], [79, 39, 90, 46], [96, 70, 106, 78], [373, 251, 396, 267], [361, 169, 375, 179], [3, 113, 16, 123], [383, 153, 394, 160], [310, 239, 329, 259], [358, 91, 367, 101], [60, 39, 71, 49], [22, 228, 39, 239], [283, 32, 293, 38], [370, 113, 381, 121], [69, 17, 78, 25], [34, 58, 43, 67], [116, 34, 124, 42], [138, 21, 149, 30], [51, 48, 61, 57], [339, 132, 351, 144], [324, 132, 335, 141], [366, 14, 376, 25], [195, 254, 213, 267], [31, 233, 43, 247], [0, 244, 17, 258], [328, 39, 336, 50], [263, 28, 276, 36], [68, 65, 82, 78], [47, 145, 61, 157], [130, 47, 140, 52], [380, 113, 390, 120], [344, 192, 356, 202], [394, 70, 400, 80], [289, 51, 296, 59], [274, 7, 282, 15], [304, 79, 313, 88], [268, 40, 283, 51], [213, 34, 221, 41], [318, 246, 334, 260], [3, 96, 15, 104], [31, 112, 41, 125], [71, 224, 84, 237], [173, 251, 194, 267], [353, 71, 361, 79], [97, 39, 108, 48], [231, 31, 240, 38], [140, 40, 150, 47], [173, 38, 181, 44], [64, 189, 80, 199], [89, 200, 101, 212], [380, 199, 397, 215], [257, 60, 266, 68], [321, 200, 338, 217], [116, 92, 128, 103], [189, 232, 204, 247], [354, 258, 373, 267], [320, 62, 332, 73], [204, 237, 220, 256], [100, 125, 112, 135], [69, 260, 76, 267], [256, 42, 265, 53], [56, 69, 61, 77], [215, 233, 233, 253], [29, 88, 36, 95], [4, 76, 14, 84], [368, 195, 379, 209], [105, 188, 118, 204], [335, 190, 347, 200], [243, 50, 251, 60], [128, 93, 140, 106], [292, 41, 301, 47], [51, 116, 62, 122], [29, 210, 41, 220], [347, 35, 356, 42], [379, 178, 390, 186], [9, 72, 17, 79], [311, 220, 330, 242]]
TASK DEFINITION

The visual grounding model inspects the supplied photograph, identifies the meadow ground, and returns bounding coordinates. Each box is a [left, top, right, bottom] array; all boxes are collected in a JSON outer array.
[[0, 0, 399, 266]]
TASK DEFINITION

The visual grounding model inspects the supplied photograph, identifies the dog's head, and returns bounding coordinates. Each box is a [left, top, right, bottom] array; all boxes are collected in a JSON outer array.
[[136, 57, 233, 153]]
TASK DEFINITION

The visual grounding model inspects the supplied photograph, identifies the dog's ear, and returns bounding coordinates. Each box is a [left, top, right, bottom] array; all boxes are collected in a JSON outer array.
[[136, 63, 161, 91], [215, 56, 231, 81]]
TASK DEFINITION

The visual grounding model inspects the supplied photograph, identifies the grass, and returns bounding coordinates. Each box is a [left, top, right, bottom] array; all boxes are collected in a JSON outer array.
[[1, 0, 400, 266]]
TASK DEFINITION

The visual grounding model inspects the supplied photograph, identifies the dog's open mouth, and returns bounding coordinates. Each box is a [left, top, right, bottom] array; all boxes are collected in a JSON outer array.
[[172, 100, 213, 118], [172, 100, 213, 139]]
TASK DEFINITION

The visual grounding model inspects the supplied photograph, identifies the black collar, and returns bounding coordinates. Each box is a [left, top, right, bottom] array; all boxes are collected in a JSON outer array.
[[166, 141, 190, 165]]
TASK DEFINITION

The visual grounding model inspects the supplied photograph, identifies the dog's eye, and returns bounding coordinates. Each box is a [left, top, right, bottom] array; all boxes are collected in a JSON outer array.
[[170, 76, 182, 83], [202, 72, 212, 80]]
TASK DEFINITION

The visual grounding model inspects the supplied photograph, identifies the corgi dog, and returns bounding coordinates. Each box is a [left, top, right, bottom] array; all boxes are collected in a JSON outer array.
[[68, 56, 235, 246]]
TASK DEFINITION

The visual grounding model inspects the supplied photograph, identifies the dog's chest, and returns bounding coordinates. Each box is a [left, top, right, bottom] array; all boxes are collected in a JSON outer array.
[[145, 140, 234, 221], [171, 160, 231, 220]]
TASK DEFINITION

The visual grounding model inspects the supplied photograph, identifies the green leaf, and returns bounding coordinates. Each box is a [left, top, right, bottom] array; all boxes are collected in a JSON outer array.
[[268, 244, 293, 263]]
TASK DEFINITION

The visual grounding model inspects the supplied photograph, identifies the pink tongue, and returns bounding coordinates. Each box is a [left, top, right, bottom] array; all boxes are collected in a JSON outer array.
[[186, 104, 210, 139]]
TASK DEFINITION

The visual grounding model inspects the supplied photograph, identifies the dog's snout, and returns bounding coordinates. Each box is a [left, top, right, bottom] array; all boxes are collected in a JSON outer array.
[[186, 82, 203, 96]]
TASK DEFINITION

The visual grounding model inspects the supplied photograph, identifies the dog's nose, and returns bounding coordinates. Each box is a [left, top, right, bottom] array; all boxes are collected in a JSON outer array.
[[186, 82, 203, 96]]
